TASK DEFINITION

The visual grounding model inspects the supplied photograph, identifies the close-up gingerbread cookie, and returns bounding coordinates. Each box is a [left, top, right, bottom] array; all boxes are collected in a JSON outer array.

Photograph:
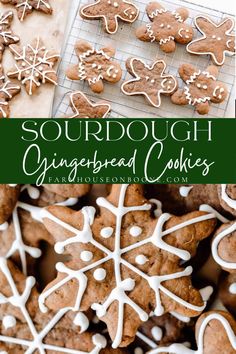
[[187, 16, 236, 66], [0, 65, 21, 118], [0, 184, 20, 229], [171, 64, 228, 115], [218, 184, 236, 217], [136, 2, 193, 53], [64, 91, 111, 118], [0, 11, 19, 62], [121, 58, 177, 107], [80, 0, 139, 34]]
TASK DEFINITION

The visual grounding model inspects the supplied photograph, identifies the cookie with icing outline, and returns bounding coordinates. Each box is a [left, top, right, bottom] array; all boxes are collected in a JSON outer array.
[[0, 0, 53, 22], [8, 37, 60, 96], [136, 2, 193, 53], [0, 11, 19, 62], [171, 63, 228, 115], [39, 184, 216, 348], [64, 91, 111, 118], [0, 64, 21, 118], [187, 16, 236, 66], [66, 40, 122, 94], [218, 184, 236, 217], [121, 58, 177, 107], [80, 0, 139, 34]]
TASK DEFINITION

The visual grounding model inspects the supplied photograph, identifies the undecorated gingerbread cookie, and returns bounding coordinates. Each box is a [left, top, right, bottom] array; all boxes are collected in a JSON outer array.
[[0, 65, 21, 118], [121, 58, 177, 107], [0, 11, 19, 61], [187, 16, 236, 66], [171, 64, 228, 115], [66, 40, 122, 93], [218, 184, 236, 217], [136, 2, 193, 53], [0, 0, 53, 21], [80, 0, 139, 34]]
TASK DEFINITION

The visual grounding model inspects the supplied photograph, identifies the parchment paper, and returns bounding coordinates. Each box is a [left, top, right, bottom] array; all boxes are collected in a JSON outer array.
[[0, 0, 71, 118]]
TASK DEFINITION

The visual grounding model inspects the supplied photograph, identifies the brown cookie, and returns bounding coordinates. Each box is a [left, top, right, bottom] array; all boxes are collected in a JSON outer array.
[[43, 184, 92, 199], [39, 184, 216, 348], [0, 0, 53, 21], [187, 16, 236, 66], [218, 184, 236, 217], [0, 184, 20, 228], [219, 273, 236, 317], [80, 0, 139, 34], [171, 64, 228, 115], [66, 40, 122, 93], [0, 64, 21, 118], [64, 91, 111, 118], [0, 11, 19, 62], [8, 37, 60, 95], [136, 2, 193, 53], [121, 58, 177, 107]]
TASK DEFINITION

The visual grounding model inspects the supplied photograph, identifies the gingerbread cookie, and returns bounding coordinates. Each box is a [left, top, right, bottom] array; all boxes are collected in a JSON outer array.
[[66, 40, 122, 93], [39, 184, 216, 348], [0, 11, 19, 62], [219, 273, 236, 317], [0, 184, 20, 229], [8, 37, 60, 95], [80, 0, 139, 34], [218, 184, 236, 217], [0, 65, 21, 118], [136, 2, 193, 53], [171, 64, 228, 115], [0, 0, 53, 21], [121, 58, 177, 107], [65, 91, 111, 118], [43, 184, 92, 199], [187, 16, 236, 66]]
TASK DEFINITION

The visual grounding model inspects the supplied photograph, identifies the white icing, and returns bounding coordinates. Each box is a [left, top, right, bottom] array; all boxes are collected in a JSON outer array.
[[2, 315, 16, 330], [135, 255, 148, 265], [8, 184, 17, 187], [80, 251, 93, 262], [149, 198, 162, 218], [0, 75, 20, 118], [159, 36, 174, 45], [136, 331, 157, 349], [229, 283, 236, 294], [21, 184, 40, 199], [0, 222, 8, 231], [179, 186, 193, 197], [199, 204, 229, 224], [93, 268, 106, 281], [0, 12, 19, 44], [199, 286, 213, 301], [100, 226, 113, 238], [73, 312, 90, 333], [130, 225, 142, 237], [221, 184, 236, 211], [134, 347, 144, 354], [151, 326, 163, 341], [170, 311, 190, 323]]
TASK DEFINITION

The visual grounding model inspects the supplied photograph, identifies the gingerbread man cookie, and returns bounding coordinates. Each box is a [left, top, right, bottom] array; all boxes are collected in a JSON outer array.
[[0, 11, 19, 62], [8, 37, 60, 95], [121, 58, 177, 107], [39, 184, 216, 348], [136, 2, 193, 53], [64, 91, 111, 118], [0, 0, 53, 21], [218, 184, 236, 217], [0, 65, 21, 118], [66, 40, 122, 93], [171, 64, 228, 115], [187, 16, 236, 66], [80, 0, 139, 34]]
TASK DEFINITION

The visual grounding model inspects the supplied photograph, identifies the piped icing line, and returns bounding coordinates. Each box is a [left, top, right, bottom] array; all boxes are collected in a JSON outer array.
[[80, 0, 139, 34], [199, 204, 229, 224], [221, 184, 236, 211], [0, 257, 107, 354], [159, 36, 174, 45], [179, 186, 193, 197], [69, 91, 111, 118], [0, 11, 20, 43], [229, 283, 236, 294], [38, 184, 215, 348], [184, 86, 211, 106], [147, 312, 236, 353], [172, 11, 184, 23], [187, 16, 236, 66], [146, 23, 156, 42], [149, 8, 167, 19]]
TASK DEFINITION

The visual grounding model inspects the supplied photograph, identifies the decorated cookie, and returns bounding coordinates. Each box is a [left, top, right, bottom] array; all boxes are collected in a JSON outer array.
[[0, 11, 19, 62], [64, 91, 111, 118], [171, 64, 228, 115], [0, 65, 21, 118], [66, 40, 122, 93], [43, 184, 92, 199], [187, 16, 236, 66], [80, 0, 139, 34], [0, 0, 53, 22], [39, 184, 216, 348], [136, 2, 193, 53], [121, 58, 177, 107], [219, 273, 236, 317], [8, 37, 60, 95], [0, 184, 20, 229], [218, 184, 236, 217]]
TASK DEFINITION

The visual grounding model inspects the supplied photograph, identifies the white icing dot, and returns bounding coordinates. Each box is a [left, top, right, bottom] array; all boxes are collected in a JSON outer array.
[[80, 251, 93, 262], [151, 326, 163, 341], [186, 29, 189, 33], [203, 85, 208, 90], [197, 83, 201, 88], [151, 79, 155, 84], [212, 35, 216, 39], [100, 226, 113, 238], [98, 65, 102, 70], [160, 23, 164, 28], [167, 25, 171, 29], [135, 254, 148, 265], [112, 74, 117, 78], [146, 76, 150, 81], [93, 268, 106, 281], [0, 222, 8, 231], [134, 348, 144, 354], [73, 312, 89, 333], [113, 2, 119, 7], [2, 315, 16, 330], [229, 283, 236, 294], [217, 37, 221, 41], [179, 186, 193, 198], [129, 226, 142, 237], [22, 62, 26, 67]]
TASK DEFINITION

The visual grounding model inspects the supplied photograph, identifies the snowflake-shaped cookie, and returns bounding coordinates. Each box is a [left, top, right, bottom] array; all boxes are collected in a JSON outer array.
[[8, 37, 60, 95], [0, 11, 19, 62], [136, 2, 193, 53], [187, 16, 236, 66], [0, 0, 53, 21], [65, 91, 111, 118], [66, 40, 122, 93], [0, 258, 109, 354], [39, 184, 216, 348], [121, 58, 177, 107], [80, 0, 139, 34], [0, 65, 21, 118], [171, 64, 228, 115]]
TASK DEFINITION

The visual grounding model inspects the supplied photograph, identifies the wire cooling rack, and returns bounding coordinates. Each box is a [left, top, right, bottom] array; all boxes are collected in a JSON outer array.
[[53, 0, 235, 118]]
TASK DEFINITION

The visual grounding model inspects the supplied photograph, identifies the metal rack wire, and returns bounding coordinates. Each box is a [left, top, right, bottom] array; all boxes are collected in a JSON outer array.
[[54, 0, 235, 118]]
